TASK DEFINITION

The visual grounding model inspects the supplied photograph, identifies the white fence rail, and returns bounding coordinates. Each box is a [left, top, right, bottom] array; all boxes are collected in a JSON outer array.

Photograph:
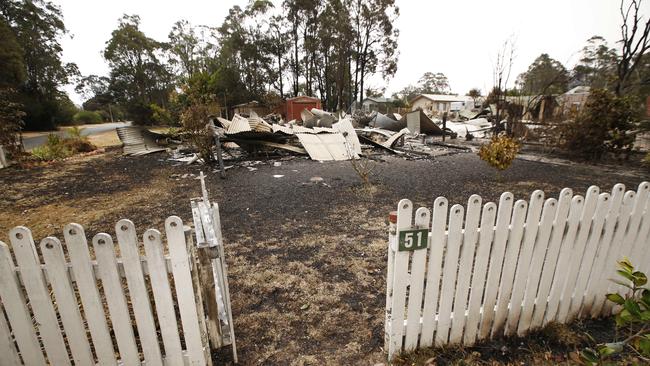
[[385, 182, 650, 359], [0, 217, 213, 365]]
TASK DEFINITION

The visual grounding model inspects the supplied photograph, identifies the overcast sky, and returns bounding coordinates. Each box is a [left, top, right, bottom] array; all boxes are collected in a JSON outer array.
[[57, 0, 648, 105]]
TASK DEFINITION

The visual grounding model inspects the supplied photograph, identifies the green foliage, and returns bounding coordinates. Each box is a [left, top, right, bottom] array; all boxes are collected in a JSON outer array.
[[150, 104, 175, 125], [0, 88, 26, 158], [558, 89, 637, 159], [0, 19, 25, 87], [579, 259, 650, 365], [180, 103, 216, 163], [1, 0, 79, 130], [478, 136, 521, 171], [31, 134, 71, 160], [517, 53, 569, 95], [31, 126, 96, 161], [103, 15, 173, 125], [73, 110, 103, 124], [572, 36, 618, 89]]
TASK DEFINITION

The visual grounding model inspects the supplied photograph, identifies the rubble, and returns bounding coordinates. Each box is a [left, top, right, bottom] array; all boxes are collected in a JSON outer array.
[[132, 104, 504, 174]]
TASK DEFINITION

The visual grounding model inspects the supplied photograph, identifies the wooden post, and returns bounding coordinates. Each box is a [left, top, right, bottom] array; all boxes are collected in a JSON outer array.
[[215, 135, 226, 179], [197, 245, 223, 350], [185, 226, 214, 366], [442, 112, 447, 142]]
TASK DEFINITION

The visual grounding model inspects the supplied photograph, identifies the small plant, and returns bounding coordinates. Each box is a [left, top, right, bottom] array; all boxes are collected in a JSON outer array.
[[32, 134, 72, 161], [181, 103, 215, 163], [478, 135, 521, 172], [578, 258, 650, 365]]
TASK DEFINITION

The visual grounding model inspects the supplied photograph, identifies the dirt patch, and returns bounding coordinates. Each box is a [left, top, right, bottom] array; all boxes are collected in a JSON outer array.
[[1, 149, 648, 365]]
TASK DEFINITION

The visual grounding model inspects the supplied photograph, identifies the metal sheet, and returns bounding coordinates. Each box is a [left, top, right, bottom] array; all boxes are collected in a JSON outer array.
[[116, 127, 166, 156], [333, 118, 362, 156]]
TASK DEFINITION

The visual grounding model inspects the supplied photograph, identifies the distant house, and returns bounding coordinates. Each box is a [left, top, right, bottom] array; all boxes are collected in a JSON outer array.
[[409, 94, 474, 114], [361, 97, 397, 113], [231, 100, 270, 117], [559, 86, 590, 115]]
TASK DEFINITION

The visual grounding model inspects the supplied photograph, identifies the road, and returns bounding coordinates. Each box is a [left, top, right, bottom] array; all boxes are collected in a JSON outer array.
[[22, 122, 130, 150]]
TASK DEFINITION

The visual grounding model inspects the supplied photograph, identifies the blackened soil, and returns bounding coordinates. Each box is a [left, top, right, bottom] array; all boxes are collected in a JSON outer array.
[[1, 149, 648, 365]]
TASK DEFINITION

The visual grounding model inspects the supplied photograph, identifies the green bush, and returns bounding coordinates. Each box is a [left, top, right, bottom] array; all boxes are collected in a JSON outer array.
[[558, 89, 637, 160], [31, 134, 72, 160], [31, 128, 97, 161], [579, 258, 650, 365], [73, 110, 103, 124]]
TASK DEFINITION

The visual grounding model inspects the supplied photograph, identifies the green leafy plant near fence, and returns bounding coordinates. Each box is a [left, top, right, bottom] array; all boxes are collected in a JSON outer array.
[[31, 127, 97, 161], [579, 259, 650, 365]]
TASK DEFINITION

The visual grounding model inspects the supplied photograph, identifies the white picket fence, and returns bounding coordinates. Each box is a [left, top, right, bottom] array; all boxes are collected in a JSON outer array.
[[385, 182, 650, 359], [0, 217, 213, 366]]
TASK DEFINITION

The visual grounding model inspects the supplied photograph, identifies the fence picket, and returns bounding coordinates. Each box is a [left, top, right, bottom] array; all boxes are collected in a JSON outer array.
[[463, 202, 497, 345], [517, 198, 558, 334], [386, 183, 650, 358], [491, 199, 527, 337], [544, 195, 584, 324], [115, 219, 163, 365], [92, 233, 140, 365], [10, 227, 71, 366], [404, 207, 430, 350], [387, 200, 413, 357], [435, 204, 465, 346], [568, 194, 611, 320], [166, 216, 207, 366], [637, 196, 650, 274], [478, 192, 514, 339], [449, 195, 482, 344], [530, 189, 573, 328], [0, 241, 45, 366], [63, 224, 117, 365], [0, 303, 22, 366], [419, 197, 448, 348], [597, 191, 637, 317], [628, 187, 650, 272], [582, 186, 625, 317], [556, 186, 600, 322], [40, 237, 95, 365], [504, 190, 545, 335], [143, 229, 184, 366]]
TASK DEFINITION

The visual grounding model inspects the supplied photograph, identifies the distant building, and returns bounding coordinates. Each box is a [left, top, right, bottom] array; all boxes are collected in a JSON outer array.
[[285, 96, 322, 121], [361, 97, 397, 113], [409, 94, 473, 114], [559, 86, 591, 115], [231, 100, 270, 117]]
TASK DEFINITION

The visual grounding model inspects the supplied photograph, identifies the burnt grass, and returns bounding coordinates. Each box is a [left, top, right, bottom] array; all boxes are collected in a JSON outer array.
[[1, 147, 649, 365]]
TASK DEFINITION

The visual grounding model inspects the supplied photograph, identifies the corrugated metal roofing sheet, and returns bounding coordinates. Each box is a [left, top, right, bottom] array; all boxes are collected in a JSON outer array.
[[116, 126, 166, 156]]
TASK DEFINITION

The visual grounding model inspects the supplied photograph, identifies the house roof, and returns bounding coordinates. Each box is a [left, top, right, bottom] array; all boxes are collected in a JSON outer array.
[[409, 94, 469, 104], [564, 86, 590, 95], [232, 100, 263, 108], [363, 97, 395, 104]]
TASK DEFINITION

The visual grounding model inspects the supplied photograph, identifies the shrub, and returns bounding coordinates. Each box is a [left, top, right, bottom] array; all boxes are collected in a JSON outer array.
[[73, 110, 103, 124], [478, 136, 521, 171], [150, 103, 174, 125], [558, 89, 637, 160], [31, 134, 72, 160], [31, 127, 96, 161], [578, 258, 650, 365], [0, 88, 26, 158], [181, 103, 215, 163]]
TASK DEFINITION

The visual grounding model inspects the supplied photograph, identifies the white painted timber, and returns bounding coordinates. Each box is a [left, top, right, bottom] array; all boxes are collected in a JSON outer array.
[[385, 183, 650, 360]]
